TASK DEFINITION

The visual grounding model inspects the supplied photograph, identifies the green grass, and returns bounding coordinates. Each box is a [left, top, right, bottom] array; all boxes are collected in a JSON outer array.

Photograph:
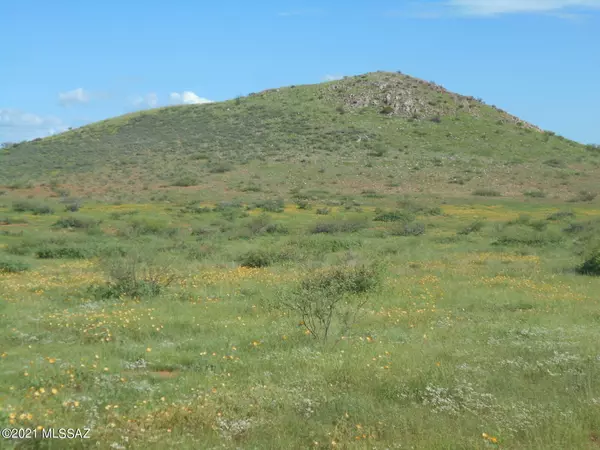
[[1, 198, 600, 449]]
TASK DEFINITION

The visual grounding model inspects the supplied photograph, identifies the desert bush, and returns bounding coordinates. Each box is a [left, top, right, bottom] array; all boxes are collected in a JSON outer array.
[[36, 246, 90, 259], [524, 190, 546, 198], [124, 217, 178, 237], [544, 158, 565, 168], [296, 200, 312, 210], [0, 216, 28, 225], [396, 199, 442, 216], [390, 222, 426, 237], [182, 205, 213, 214], [311, 218, 368, 234], [493, 227, 563, 247], [12, 200, 54, 215], [0, 259, 30, 273], [458, 220, 485, 235], [546, 211, 575, 221], [62, 198, 83, 212], [472, 189, 501, 197], [374, 210, 415, 223], [93, 252, 177, 299], [52, 216, 100, 230], [171, 176, 199, 187], [254, 198, 285, 213], [576, 252, 600, 276], [208, 162, 234, 173], [280, 264, 381, 341], [568, 191, 597, 202], [237, 249, 274, 268]]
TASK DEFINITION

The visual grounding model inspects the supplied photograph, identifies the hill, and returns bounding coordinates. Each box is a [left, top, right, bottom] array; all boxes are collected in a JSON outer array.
[[1, 71, 598, 203]]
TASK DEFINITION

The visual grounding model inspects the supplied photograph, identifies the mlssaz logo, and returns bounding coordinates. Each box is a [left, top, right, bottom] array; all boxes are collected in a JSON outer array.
[[42, 428, 91, 439]]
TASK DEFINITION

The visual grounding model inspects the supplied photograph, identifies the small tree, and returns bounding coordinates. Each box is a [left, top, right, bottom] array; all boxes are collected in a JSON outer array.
[[280, 264, 381, 342]]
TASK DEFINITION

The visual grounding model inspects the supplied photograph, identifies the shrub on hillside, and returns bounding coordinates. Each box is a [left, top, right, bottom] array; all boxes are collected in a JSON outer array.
[[208, 162, 234, 173], [12, 200, 54, 215], [171, 176, 199, 187], [524, 190, 547, 198], [472, 189, 501, 197], [568, 191, 597, 203]]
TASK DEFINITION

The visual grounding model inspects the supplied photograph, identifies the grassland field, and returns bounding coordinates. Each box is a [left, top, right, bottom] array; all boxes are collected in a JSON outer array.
[[1, 190, 600, 450]]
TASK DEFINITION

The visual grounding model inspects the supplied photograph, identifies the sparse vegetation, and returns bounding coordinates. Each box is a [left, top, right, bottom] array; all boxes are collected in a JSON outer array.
[[0, 71, 599, 450]]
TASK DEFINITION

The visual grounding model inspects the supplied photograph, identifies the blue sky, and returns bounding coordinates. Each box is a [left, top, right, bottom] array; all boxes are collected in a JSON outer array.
[[1, 0, 599, 144]]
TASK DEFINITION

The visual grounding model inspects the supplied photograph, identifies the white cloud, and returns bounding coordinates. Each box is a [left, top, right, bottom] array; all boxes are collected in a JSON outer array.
[[132, 92, 159, 109], [58, 88, 91, 106], [169, 91, 213, 105], [323, 74, 344, 81], [0, 108, 68, 142], [447, 0, 600, 15], [387, 0, 600, 18]]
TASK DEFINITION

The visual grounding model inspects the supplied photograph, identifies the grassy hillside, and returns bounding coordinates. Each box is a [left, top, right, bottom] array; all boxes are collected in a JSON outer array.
[[1, 71, 598, 204]]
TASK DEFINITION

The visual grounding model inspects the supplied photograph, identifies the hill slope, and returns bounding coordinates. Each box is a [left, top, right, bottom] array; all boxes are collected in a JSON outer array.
[[1, 71, 598, 202]]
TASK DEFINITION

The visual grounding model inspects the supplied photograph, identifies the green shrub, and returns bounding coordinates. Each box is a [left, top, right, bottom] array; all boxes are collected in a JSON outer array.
[[374, 210, 415, 223], [577, 252, 600, 276], [93, 253, 177, 299], [472, 189, 501, 197], [458, 220, 485, 235], [125, 217, 178, 237], [311, 218, 368, 234], [296, 200, 312, 210], [543, 158, 565, 168], [280, 264, 381, 341], [254, 198, 285, 213], [171, 176, 199, 187], [568, 191, 597, 202], [208, 162, 234, 173], [396, 199, 442, 216], [12, 200, 54, 215], [237, 249, 273, 268], [52, 216, 100, 230], [316, 208, 330, 215], [0, 259, 30, 273], [493, 227, 563, 247], [524, 190, 546, 198], [546, 211, 575, 221], [390, 222, 426, 236], [0, 216, 28, 225], [36, 246, 90, 259]]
